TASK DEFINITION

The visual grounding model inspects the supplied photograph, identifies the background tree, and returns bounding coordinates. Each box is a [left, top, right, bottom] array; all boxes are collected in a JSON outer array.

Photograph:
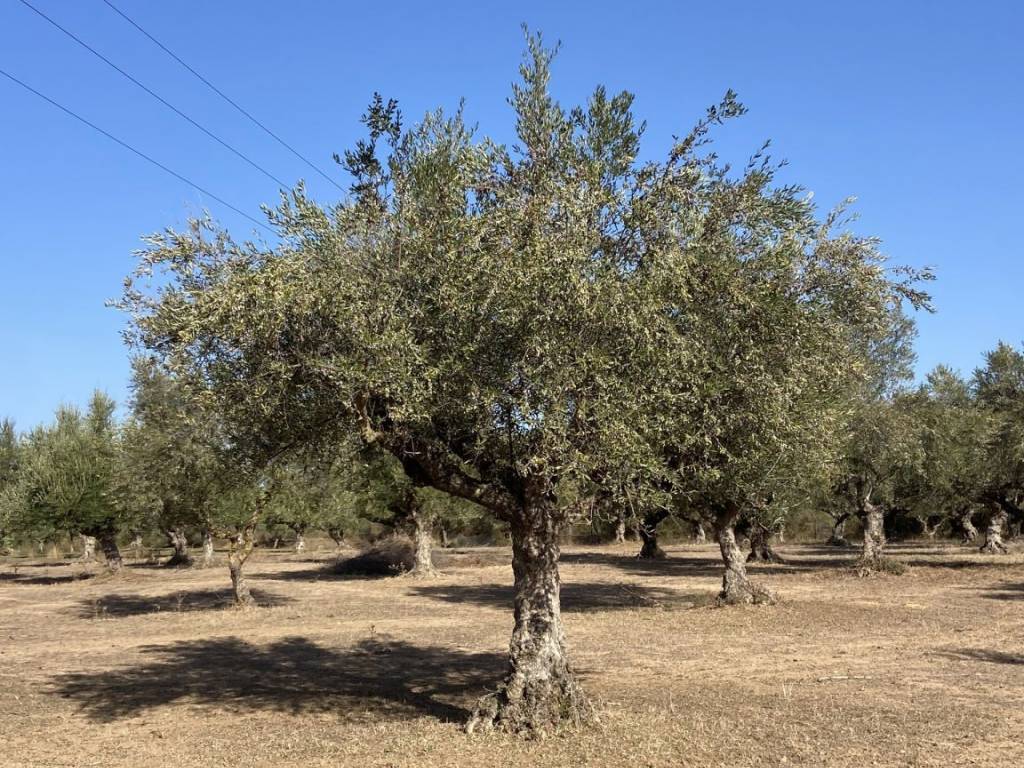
[[0, 418, 20, 552]]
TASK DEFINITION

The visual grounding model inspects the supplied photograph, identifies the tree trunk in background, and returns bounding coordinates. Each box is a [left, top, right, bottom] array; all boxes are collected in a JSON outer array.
[[293, 526, 307, 554], [614, 511, 627, 544], [747, 523, 784, 563], [227, 517, 258, 608], [715, 509, 775, 605], [327, 527, 346, 550], [637, 509, 668, 559], [165, 528, 193, 567], [956, 506, 978, 543], [980, 504, 1008, 554], [439, 525, 450, 548], [826, 514, 851, 547], [467, 492, 591, 734], [129, 532, 143, 558], [693, 520, 707, 544], [79, 535, 97, 563], [97, 530, 123, 573], [200, 530, 215, 568], [858, 500, 886, 569], [409, 503, 437, 578]]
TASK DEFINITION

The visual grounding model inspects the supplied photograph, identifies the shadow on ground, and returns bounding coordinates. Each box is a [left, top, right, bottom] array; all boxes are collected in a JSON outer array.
[[69, 587, 293, 618], [52, 635, 503, 723], [937, 647, 1024, 665], [409, 580, 704, 612], [0, 571, 95, 586]]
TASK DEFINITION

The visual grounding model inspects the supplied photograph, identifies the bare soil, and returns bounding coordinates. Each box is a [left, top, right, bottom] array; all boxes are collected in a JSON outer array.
[[2, 541, 1023, 767]]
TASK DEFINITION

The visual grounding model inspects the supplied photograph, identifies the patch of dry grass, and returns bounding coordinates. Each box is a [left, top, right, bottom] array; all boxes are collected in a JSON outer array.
[[2, 540, 1023, 767]]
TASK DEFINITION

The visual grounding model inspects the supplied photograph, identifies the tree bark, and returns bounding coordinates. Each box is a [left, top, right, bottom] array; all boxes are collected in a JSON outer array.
[[129, 532, 144, 558], [327, 527, 346, 550], [79, 534, 97, 563], [165, 528, 193, 567], [97, 530, 123, 573], [637, 509, 668, 559], [293, 526, 307, 554], [409, 504, 437, 578], [980, 504, 1008, 554], [200, 529, 215, 568], [747, 522, 784, 563], [954, 507, 977, 543], [714, 509, 774, 605], [858, 500, 886, 569], [826, 514, 851, 547], [467, 493, 591, 734], [693, 520, 707, 544], [613, 511, 627, 544], [227, 517, 258, 608]]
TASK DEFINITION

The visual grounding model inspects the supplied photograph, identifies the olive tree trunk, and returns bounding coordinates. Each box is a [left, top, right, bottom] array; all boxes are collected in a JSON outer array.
[[714, 509, 774, 605], [692, 520, 707, 543], [165, 528, 193, 567], [613, 511, 627, 544], [97, 530, 123, 573], [200, 529, 215, 568], [227, 517, 258, 608], [409, 504, 437, 578], [79, 534, 97, 562], [467, 494, 591, 734], [747, 523, 784, 563], [327, 527, 346, 550], [858, 500, 887, 570], [637, 509, 668, 559], [292, 525, 307, 554], [826, 513, 851, 547], [980, 504, 1008, 554]]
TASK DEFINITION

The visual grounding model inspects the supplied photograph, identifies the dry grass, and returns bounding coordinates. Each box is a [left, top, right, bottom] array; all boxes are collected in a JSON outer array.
[[2, 540, 1023, 767]]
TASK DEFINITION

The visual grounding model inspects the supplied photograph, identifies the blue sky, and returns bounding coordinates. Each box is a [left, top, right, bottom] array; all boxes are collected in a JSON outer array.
[[1, 1, 1021, 428]]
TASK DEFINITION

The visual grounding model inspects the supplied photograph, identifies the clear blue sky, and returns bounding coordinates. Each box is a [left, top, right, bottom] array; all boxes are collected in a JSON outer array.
[[1, 1, 1021, 429]]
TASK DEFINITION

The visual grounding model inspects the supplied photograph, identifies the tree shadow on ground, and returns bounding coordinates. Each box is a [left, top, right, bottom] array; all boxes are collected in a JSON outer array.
[[0, 571, 95, 586], [559, 551, 853, 578], [936, 648, 1024, 665], [68, 587, 293, 618], [979, 581, 1024, 601], [52, 635, 504, 724], [408, 581, 705, 612]]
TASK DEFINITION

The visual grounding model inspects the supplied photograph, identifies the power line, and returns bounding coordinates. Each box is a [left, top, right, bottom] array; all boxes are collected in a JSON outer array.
[[100, 0, 345, 194], [16, 0, 290, 189], [0, 67, 274, 234]]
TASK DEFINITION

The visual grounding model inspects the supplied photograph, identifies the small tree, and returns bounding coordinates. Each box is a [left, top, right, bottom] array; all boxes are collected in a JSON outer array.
[[5, 393, 133, 571]]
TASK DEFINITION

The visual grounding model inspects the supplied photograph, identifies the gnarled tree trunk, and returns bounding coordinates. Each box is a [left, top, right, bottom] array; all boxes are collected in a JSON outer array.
[[692, 519, 707, 544], [97, 530, 123, 573], [826, 513, 851, 547], [200, 529, 215, 568], [637, 509, 668, 559], [714, 509, 775, 605], [79, 534, 97, 563], [980, 504, 1008, 554], [327, 527, 346, 550], [165, 528, 193, 567], [955, 507, 977, 543], [613, 510, 627, 544], [409, 503, 437, 578], [747, 522, 784, 563], [227, 517, 258, 608], [467, 493, 591, 734], [858, 500, 886, 570], [292, 525, 307, 554]]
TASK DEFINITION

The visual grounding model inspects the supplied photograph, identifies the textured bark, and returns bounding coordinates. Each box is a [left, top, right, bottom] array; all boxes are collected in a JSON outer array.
[[637, 509, 668, 559], [97, 530, 123, 573], [980, 505, 1008, 554], [439, 525, 450, 548], [954, 508, 977, 543], [79, 534, 97, 562], [692, 520, 707, 544], [857, 500, 887, 571], [715, 510, 775, 605], [129, 532, 144, 558], [826, 514, 852, 547], [409, 504, 437, 578], [293, 528, 307, 554], [227, 517, 258, 608], [613, 512, 627, 544], [747, 523, 784, 563], [165, 528, 193, 567], [200, 530, 215, 568], [467, 493, 591, 734], [327, 527, 346, 550]]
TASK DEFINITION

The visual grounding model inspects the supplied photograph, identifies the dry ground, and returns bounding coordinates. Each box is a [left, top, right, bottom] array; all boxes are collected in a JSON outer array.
[[2, 540, 1023, 767]]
